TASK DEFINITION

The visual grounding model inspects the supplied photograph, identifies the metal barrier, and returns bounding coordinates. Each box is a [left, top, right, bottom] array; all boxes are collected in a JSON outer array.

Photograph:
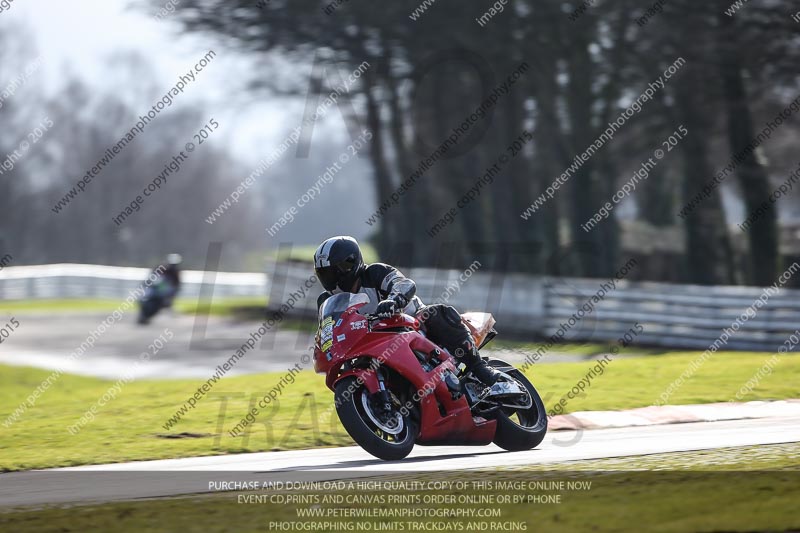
[[3, 262, 797, 351], [268, 263, 799, 351], [543, 277, 800, 351], [0, 264, 267, 300]]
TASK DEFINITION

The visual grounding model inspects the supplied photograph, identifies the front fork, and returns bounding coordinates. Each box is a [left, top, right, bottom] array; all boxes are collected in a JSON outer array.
[[374, 368, 393, 413]]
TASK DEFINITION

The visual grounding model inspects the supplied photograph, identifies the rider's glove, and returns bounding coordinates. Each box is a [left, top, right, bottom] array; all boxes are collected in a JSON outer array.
[[391, 293, 409, 309], [375, 299, 398, 318]]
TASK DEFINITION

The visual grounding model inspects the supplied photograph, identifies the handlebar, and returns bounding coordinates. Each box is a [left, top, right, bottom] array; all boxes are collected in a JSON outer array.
[[364, 311, 404, 321]]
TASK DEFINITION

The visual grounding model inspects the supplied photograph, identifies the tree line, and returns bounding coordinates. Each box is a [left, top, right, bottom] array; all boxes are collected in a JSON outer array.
[[169, 0, 800, 285]]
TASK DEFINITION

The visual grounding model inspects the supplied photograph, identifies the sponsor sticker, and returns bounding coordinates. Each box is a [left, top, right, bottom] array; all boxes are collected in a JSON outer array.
[[320, 316, 334, 352]]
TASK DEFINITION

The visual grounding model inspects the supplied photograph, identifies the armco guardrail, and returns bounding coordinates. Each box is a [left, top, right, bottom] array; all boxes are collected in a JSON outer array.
[[269, 263, 800, 352], [544, 277, 800, 351], [3, 263, 797, 351], [0, 264, 266, 300]]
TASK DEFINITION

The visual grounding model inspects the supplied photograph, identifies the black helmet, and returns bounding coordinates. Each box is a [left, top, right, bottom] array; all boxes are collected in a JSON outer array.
[[313, 236, 364, 292]]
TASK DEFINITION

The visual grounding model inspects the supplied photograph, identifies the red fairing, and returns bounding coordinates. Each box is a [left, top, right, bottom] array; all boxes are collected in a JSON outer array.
[[315, 300, 497, 446]]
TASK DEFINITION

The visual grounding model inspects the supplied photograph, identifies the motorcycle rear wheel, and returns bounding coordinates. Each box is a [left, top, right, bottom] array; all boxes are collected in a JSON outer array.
[[334, 376, 416, 461], [486, 359, 548, 452]]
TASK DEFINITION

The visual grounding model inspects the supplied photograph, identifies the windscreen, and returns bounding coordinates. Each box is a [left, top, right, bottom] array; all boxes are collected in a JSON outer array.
[[318, 292, 370, 323], [318, 293, 370, 353]]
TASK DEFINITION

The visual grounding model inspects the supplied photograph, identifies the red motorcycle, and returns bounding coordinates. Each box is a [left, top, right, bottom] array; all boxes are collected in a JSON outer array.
[[314, 293, 547, 460]]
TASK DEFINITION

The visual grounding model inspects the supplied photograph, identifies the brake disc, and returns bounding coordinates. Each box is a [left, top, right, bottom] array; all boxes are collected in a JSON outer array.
[[361, 393, 404, 435]]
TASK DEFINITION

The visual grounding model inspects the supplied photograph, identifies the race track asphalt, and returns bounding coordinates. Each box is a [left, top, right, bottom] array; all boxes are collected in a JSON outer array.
[[0, 312, 317, 378], [1, 415, 798, 507]]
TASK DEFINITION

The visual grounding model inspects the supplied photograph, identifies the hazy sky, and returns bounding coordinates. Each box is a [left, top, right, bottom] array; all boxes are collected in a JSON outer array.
[[2, 0, 311, 164], [1, 0, 375, 241]]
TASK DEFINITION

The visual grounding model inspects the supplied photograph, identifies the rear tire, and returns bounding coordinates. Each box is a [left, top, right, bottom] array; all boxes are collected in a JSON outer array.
[[335, 376, 416, 461], [487, 359, 547, 452]]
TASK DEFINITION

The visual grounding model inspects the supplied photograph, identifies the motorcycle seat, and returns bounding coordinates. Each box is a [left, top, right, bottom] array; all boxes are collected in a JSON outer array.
[[461, 312, 496, 347]]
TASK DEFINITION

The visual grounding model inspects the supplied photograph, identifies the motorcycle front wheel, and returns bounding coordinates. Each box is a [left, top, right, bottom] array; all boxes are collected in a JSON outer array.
[[137, 299, 159, 325], [334, 376, 416, 461]]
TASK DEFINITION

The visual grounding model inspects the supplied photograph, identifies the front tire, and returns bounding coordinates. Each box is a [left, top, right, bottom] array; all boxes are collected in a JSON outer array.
[[138, 298, 159, 324], [334, 376, 416, 461], [487, 359, 548, 452], [137, 304, 150, 325]]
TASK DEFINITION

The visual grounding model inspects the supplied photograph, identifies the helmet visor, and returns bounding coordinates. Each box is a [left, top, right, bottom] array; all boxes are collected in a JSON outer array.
[[336, 255, 358, 273], [315, 266, 340, 292]]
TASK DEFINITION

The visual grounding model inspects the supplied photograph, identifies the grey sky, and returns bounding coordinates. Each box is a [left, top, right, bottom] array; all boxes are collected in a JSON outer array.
[[1, 0, 379, 245], [4, 0, 297, 163]]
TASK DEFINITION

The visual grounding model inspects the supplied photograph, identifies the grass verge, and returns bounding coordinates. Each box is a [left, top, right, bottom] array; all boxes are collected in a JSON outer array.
[[0, 297, 266, 317], [508, 442, 800, 471]]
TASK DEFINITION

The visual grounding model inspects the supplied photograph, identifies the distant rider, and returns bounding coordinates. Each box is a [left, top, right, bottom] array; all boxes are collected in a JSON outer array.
[[155, 253, 182, 306]]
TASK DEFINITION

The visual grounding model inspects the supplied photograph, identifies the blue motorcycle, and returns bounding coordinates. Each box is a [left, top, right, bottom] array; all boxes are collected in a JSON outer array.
[[137, 279, 176, 325]]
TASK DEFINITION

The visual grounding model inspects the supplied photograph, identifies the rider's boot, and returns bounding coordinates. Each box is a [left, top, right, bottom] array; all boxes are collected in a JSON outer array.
[[457, 338, 505, 386]]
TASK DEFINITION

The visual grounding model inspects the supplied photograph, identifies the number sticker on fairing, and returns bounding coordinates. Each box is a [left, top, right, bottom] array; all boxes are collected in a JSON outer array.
[[320, 316, 334, 353]]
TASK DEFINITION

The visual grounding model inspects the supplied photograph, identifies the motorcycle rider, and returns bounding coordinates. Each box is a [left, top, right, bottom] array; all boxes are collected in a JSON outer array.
[[153, 253, 182, 306], [313, 236, 504, 386], [138, 254, 182, 325]]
